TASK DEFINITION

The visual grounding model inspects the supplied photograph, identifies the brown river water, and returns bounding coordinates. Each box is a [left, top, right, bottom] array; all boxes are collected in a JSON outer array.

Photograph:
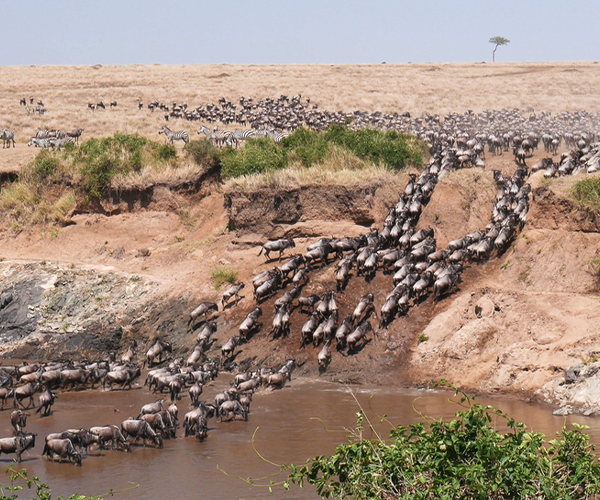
[[0, 377, 598, 500]]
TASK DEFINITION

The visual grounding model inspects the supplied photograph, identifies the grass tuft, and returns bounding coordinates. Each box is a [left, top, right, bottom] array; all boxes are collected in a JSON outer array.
[[573, 177, 600, 209], [211, 265, 238, 289]]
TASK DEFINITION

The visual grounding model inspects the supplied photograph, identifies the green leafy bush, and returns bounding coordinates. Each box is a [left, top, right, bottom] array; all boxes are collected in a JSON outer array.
[[0, 465, 138, 499], [574, 178, 600, 209], [281, 127, 330, 167], [220, 138, 287, 178], [322, 125, 424, 171], [184, 139, 221, 170], [285, 382, 600, 499], [75, 134, 148, 198], [155, 143, 177, 161], [220, 126, 424, 179]]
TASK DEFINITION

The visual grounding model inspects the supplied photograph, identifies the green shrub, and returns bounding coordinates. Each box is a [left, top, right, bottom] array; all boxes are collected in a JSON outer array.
[[156, 143, 177, 161], [574, 178, 600, 209], [323, 125, 424, 171], [220, 138, 287, 178], [184, 139, 221, 169], [285, 382, 600, 500], [75, 134, 148, 198], [281, 127, 330, 167], [31, 150, 63, 184]]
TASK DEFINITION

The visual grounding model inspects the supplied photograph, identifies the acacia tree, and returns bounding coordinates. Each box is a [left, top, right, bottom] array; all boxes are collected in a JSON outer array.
[[489, 36, 510, 62]]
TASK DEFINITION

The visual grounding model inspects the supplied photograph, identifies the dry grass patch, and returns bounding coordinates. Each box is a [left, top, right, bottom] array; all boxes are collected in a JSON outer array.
[[110, 162, 205, 191]]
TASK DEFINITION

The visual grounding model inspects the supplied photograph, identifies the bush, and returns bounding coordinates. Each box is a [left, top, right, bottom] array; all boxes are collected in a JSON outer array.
[[574, 178, 600, 209], [76, 134, 149, 198], [281, 127, 330, 167], [285, 382, 600, 500], [28, 150, 64, 185], [220, 126, 424, 179], [156, 143, 177, 161], [323, 125, 424, 171], [184, 139, 221, 170], [220, 138, 287, 178]]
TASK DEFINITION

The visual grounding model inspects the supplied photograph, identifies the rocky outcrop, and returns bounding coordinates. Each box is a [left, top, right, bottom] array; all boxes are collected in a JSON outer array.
[[0, 262, 160, 359], [541, 361, 600, 416]]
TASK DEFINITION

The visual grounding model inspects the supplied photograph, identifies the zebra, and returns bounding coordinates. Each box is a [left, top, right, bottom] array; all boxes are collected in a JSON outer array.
[[33, 106, 46, 114], [198, 125, 232, 147], [226, 129, 256, 148], [1, 130, 16, 148], [36, 129, 56, 139], [211, 126, 233, 148], [28, 137, 51, 148], [159, 126, 189, 145], [66, 128, 84, 144], [268, 129, 290, 144], [48, 137, 74, 151]]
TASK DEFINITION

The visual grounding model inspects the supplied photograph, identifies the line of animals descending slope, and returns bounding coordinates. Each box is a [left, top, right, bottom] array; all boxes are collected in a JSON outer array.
[[182, 139, 531, 373]]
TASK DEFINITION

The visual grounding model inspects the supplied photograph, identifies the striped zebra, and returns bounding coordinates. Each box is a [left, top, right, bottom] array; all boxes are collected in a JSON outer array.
[[1, 129, 16, 148], [28, 137, 51, 148], [48, 137, 74, 151], [159, 126, 189, 145], [268, 130, 290, 144], [198, 125, 232, 148], [36, 129, 55, 139], [226, 129, 256, 148]]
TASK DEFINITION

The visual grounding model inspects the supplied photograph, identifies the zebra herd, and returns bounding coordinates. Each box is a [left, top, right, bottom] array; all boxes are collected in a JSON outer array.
[[27, 129, 84, 150], [159, 125, 289, 148]]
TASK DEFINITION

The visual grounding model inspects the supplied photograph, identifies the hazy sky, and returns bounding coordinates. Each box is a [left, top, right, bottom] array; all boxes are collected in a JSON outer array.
[[1, 0, 598, 65]]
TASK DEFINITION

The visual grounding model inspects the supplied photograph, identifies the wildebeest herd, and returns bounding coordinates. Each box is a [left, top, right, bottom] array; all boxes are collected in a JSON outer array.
[[0, 347, 296, 466], [2, 94, 600, 468]]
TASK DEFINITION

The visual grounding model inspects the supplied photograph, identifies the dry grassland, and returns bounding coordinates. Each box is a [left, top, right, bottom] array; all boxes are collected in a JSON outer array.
[[1, 62, 600, 164]]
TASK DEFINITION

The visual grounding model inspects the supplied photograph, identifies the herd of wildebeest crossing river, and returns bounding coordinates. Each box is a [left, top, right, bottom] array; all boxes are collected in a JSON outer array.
[[1, 102, 600, 468]]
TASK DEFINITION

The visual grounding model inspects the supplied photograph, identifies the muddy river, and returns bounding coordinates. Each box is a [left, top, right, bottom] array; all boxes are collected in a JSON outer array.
[[0, 378, 597, 500]]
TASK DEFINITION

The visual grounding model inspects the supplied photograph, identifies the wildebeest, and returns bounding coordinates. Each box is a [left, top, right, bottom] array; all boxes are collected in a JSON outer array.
[[43, 438, 82, 465], [121, 419, 163, 448], [36, 388, 57, 417], [258, 239, 295, 261], [221, 336, 241, 361], [90, 425, 130, 452], [221, 283, 245, 307], [10, 410, 28, 435], [144, 339, 172, 367], [347, 321, 372, 352], [239, 307, 262, 340], [0, 433, 36, 462], [13, 383, 41, 409], [189, 302, 218, 325]]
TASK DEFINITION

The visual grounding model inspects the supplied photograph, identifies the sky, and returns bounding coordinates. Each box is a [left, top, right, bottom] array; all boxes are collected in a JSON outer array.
[[1, 0, 599, 65]]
